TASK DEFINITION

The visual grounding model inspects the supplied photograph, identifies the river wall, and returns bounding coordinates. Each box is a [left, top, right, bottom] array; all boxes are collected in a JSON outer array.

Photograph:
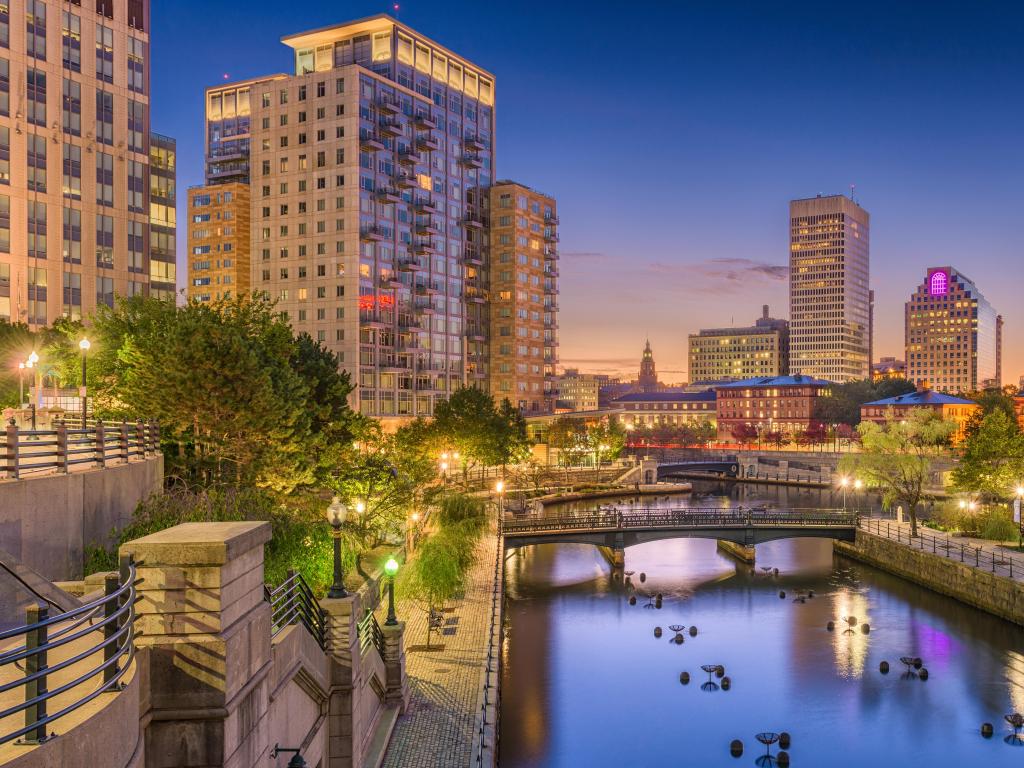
[[834, 531, 1024, 626]]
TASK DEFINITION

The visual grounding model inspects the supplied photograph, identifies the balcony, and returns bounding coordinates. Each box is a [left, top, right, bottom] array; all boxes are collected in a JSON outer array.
[[544, 214, 560, 225], [379, 119, 404, 138], [466, 325, 486, 341], [416, 136, 441, 153], [463, 215, 485, 230], [398, 149, 421, 165], [544, 318, 559, 329], [464, 135, 487, 152], [360, 132, 386, 152], [395, 173, 419, 188], [544, 248, 558, 260], [545, 284, 560, 295], [360, 225, 387, 242], [376, 186, 402, 204], [415, 300, 436, 315], [380, 276, 403, 290], [398, 316, 421, 330], [398, 258, 424, 272], [465, 289, 486, 304], [544, 265, 560, 277], [378, 97, 403, 115], [415, 198, 441, 215], [544, 232, 560, 243], [544, 301, 559, 312], [415, 284, 439, 297], [360, 312, 392, 329], [415, 221, 440, 236], [413, 240, 436, 255], [459, 154, 483, 170], [463, 251, 483, 267], [413, 113, 438, 130]]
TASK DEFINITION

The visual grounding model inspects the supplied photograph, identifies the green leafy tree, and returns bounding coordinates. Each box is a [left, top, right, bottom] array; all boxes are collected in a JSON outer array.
[[588, 419, 626, 461], [431, 387, 527, 474], [951, 409, 1024, 502], [813, 378, 916, 427], [841, 407, 957, 535], [545, 416, 590, 475], [962, 386, 1021, 440]]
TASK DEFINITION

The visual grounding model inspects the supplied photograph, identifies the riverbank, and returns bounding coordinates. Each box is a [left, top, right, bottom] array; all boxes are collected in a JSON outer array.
[[535, 483, 691, 509], [834, 529, 1024, 626], [379, 521, 502, 768]]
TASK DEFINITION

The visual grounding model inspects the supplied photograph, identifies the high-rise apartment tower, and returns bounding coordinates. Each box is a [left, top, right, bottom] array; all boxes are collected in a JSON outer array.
[[788, 194, 870, 383], [0, 1, 170, 326]]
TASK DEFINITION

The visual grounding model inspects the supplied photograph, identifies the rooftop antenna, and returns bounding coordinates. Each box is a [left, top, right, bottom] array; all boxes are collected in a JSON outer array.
[[850, 183, 856, 202]]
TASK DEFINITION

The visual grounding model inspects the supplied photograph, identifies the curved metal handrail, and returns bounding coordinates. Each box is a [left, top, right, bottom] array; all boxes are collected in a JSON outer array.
[[268, 572, 328, 651], [0, 560, 138, 746]]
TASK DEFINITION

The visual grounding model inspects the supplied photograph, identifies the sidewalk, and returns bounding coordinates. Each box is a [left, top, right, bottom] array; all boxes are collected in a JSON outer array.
[[859, 516, 1024, 582], [379, 526, 500, 768]]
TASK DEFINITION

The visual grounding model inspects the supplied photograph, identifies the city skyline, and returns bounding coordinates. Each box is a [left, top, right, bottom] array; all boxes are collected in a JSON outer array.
[[154, 1, 1024, 385]]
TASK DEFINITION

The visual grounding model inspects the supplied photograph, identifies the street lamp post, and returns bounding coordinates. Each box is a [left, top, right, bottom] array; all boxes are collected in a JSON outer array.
[[384, 557, 399, 626], [26, 351, 39, 431], [79, 338, 91, 424], [17, 361, 25, 407], [495, 480, 505, 520], [326, 497, 349, 598], [839, 476, 850, 511]]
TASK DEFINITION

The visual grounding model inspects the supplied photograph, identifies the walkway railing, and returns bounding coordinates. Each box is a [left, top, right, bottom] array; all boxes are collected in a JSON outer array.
[[501, 507, 857, 535], [0, 557, 138, 745], [357, 610, 386, 661], [2, 420, 160, 480], [267, 571, 328, 651], [858, 518, 1024, 580], [473, 520, 503, 766]]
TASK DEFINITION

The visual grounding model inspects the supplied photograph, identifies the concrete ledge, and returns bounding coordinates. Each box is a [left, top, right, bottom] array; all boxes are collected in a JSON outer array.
[[122, 521, 272, 566], [835, 531, 1024, 626], [717, 539, 756, 564]]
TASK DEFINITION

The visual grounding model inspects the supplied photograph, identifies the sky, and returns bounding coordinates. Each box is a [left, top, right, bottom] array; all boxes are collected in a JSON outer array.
[[153, 0, 1024, 385]]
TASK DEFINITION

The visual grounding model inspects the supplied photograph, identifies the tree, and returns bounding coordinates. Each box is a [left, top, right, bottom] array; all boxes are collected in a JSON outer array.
[[963, 386, 1021, 440], [588, 419, 626, 461], [545, 417, 590, 478], [431, 387, 527, 475], [813, 378, 916, 427], [951, 409, 1024, 502], [731, 424, 757, 445], [840, 408, 957, 535], [691, 420, 717, 446]]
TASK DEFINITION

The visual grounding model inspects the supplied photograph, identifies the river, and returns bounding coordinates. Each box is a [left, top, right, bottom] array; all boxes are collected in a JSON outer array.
[[498, 481, 1024, 767]]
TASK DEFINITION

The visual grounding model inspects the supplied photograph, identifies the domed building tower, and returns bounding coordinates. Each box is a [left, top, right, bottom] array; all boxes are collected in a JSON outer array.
[[638, 339, 659, 393]]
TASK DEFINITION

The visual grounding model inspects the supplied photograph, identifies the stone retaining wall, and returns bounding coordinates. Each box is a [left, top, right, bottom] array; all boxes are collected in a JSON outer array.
[[834, 531, 1024, 626]]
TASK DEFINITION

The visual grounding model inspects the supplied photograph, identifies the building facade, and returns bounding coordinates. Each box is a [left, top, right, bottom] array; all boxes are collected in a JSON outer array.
[[149, 133, 177, 301], [487, 180, 557, 413], [872, 356, 906, 381], [187, 182, 250, 302], [860, 390, 979, 444], [714, 374, 832, 440], [206, 16, 496, 421], [554, 369, 609, 412], [613, 391, 716, 431], [688, 305, 789, 383], [0, 0, 169, 327], [905, 267, 1002, 393], [789, 195, 870, 383]]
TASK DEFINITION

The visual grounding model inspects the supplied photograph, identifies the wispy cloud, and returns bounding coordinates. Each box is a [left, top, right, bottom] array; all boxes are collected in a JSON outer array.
[[638, 257, 788, 295], [561, 250, 611, 261], [692, 257, 789, 282]]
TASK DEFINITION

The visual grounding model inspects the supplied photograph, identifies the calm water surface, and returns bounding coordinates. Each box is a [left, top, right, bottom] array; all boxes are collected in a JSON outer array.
[[498, 481, 1024, 767]]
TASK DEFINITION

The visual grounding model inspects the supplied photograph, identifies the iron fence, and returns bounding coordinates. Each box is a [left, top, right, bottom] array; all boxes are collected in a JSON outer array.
[[267, 571, 328, 651], [501, 506, 857, 535], [2, 420, 160, 480], [858, 517, 1024, 580], [473, 527, 503, 766], [356, 610, 386, 660], [0, 557, 138, 746]]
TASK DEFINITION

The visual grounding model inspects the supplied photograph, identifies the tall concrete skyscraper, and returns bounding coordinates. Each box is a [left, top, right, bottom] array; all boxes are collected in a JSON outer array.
[[0, 1, 172, 326], [202, 15, 495, 422], [788, 194, 870, 383]]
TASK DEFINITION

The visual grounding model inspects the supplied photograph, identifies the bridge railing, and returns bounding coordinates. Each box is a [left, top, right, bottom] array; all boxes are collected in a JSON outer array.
[[501, 507, 857, 535], [858, 518, 1024, 581], [2, 420, 160, 480]]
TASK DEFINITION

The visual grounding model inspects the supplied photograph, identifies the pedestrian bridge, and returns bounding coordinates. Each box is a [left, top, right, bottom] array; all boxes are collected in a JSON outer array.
[[500, 507, 858, 551], [655, 460, 740, 481]]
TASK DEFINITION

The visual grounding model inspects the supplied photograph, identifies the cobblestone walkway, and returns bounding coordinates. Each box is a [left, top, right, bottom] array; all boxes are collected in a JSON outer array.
[[380, 527, 500, 768]]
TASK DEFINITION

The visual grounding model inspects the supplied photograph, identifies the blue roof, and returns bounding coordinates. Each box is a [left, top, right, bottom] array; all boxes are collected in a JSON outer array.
[[716, 375, 833, 389], [864, 390, 976, 407], [613, 390, 716, 403]]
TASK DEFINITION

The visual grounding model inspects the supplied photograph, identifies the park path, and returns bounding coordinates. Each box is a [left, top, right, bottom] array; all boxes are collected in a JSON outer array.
[[379, 524, 500, 768]]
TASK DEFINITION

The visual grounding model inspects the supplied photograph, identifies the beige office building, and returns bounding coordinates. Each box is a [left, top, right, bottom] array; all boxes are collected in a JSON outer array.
[[187, 182, 250, 302], [0, 0, 171, 327], [488, 180, 557, 413], [789, 194, 870, 382], [207, 15, 495, 421], [688, 305, 789, 383]]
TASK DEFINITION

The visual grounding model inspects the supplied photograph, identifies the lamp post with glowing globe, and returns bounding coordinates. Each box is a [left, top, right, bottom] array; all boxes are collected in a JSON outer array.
[[78, 338, 91, 423], [384, 557, 399, 626], [326, 497, 350, 598]]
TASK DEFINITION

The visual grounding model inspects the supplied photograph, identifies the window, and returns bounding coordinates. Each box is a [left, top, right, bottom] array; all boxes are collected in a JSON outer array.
[[62, 78, 81, 135], [95, 24, 113, 83], [0, 194, 8, 251], [28, 200, 46, 258], [96, 214, 114, 267], [26, 1, 45, 60], [128, 37, 145, 93], [128, 100, 145, 152], [63, 272, 81, 319], [62, 11, 81, 71], [62, 144, 81, 198], [27, 134, 46, 192], [96, 152, 113, 206], [97, 276, 114, 309], [128, 221, 144, 272], [0, 125, 7, 183], [0, 58, 7, 115], [27, 68, 45, 126], [0, 3, 7, 49], [95, 90, 113, 144], [127, 160, 145, 212], [63, 207, 81, 263]]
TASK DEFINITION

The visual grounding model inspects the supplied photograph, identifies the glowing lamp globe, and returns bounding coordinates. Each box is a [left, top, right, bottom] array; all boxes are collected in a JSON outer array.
[[384, 557, 399, 578], [326, 497, 348, 527], [79, 338, 91, 351]]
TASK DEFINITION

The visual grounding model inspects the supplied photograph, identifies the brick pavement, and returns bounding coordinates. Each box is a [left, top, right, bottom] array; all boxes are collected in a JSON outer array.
[[380, 525, 500, 768]]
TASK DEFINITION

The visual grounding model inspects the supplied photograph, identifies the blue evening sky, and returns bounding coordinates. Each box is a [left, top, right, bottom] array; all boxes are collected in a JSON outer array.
[[152, 0, 1024, 383]]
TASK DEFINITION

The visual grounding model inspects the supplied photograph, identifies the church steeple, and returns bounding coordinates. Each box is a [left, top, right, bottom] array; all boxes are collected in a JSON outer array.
[[638, 339, 659, 392]]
